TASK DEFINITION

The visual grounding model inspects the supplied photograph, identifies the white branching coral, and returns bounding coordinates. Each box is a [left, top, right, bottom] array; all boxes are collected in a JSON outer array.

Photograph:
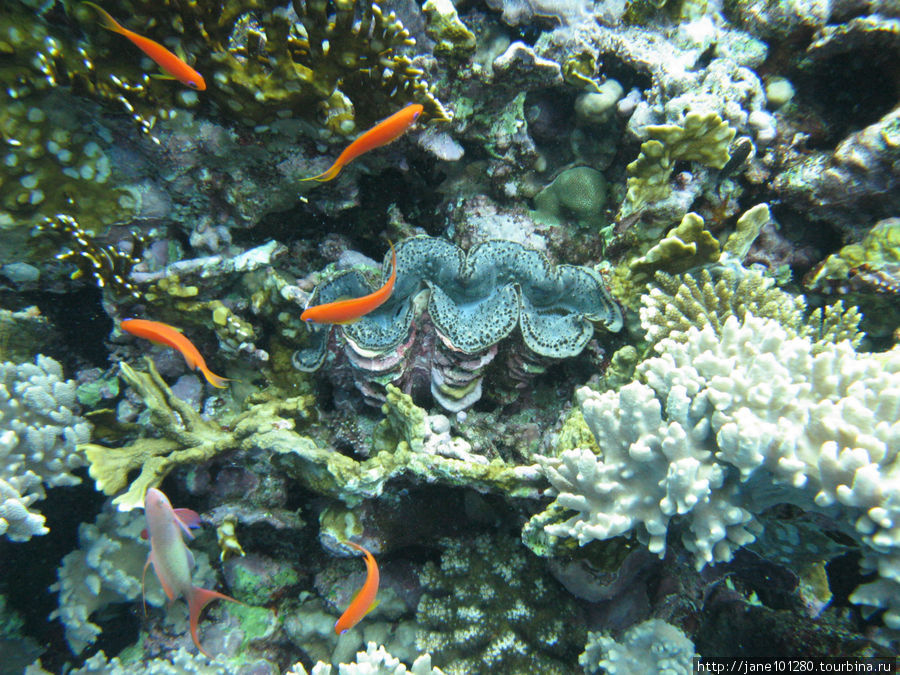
[[579, 619, 696, 675], [286, 642, 445, 675], [536, 313, 900, 626], [0, 355, 91, 541]]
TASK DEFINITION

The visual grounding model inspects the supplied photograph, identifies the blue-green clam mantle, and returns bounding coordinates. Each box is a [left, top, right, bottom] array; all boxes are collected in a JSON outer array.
[[294, 236, 622, 411]]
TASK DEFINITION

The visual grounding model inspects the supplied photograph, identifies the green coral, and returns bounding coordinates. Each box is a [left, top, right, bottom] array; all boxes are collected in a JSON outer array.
[[416, 534, 585, 675], [532, 166, 608, 229], [722, 203, 772, 259], [622, 111, 736, 215], [271, 386, 543, 505], [629, 212, 720, 279], [82, 357, 317, 509], [70, 0, 450, 131], [640, 265, 863, 351], [423, 0, 476, 61]]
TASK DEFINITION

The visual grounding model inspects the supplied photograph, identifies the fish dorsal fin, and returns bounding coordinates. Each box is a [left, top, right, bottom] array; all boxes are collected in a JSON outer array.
[[174, 507, 202, 539]]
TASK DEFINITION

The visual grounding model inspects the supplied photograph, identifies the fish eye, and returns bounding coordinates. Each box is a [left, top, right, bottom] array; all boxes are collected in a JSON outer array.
[[188, 81, 198, 89]]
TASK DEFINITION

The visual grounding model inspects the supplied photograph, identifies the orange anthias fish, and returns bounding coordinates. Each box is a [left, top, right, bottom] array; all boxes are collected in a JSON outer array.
[[81, 2, 206, 90], [300, 103, 424, 182], [334, 541, 380, 635], [142, 488, 240, 657], [120, 318, 230, 388], [301, 243, 397, 325]]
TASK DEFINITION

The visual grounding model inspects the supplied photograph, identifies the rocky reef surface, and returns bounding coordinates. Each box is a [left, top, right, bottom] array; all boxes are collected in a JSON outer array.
[[1, 0, 899, 673]]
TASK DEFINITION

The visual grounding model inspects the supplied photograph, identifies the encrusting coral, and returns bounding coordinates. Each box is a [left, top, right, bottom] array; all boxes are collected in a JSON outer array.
[[273, 385, 544, 505], [0, 354, 91, 541]]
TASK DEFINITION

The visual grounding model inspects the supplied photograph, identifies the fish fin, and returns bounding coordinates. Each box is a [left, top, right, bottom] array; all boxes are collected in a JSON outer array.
[[299, 162, 343, 183], [142, 554, 151, 616], [149, 73, 178, 81], [200, 367, 232, 388], [364, 597, 380, 617], [81, 1, 125, 34], [174, 508, 202, 538], [187, 586, 244, 657]]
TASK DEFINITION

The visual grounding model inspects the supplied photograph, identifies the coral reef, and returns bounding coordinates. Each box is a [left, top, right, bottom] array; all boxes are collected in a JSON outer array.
[[84, 357, 316, 510], [287, 642, 445, 675], [5, 0, 900, 668], [0, 354, 91, 541], [294, 236, 621, 411], [534, 307, 900, 625], [416, 534, 585, 675], [580, 619, 696, 675], [622, 111, 736, 216]]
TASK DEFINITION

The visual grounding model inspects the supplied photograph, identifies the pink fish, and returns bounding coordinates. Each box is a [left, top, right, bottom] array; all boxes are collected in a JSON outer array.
[[142, 488, 240, 657]]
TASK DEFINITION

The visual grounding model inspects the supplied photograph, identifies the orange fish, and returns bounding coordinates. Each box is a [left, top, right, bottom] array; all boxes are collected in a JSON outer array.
[[334, 542, 380, 635], [121, 318, 229, 388], [300, 104, 423, 182], [301, 243, 397, 325], [81, 2, 206, 90]]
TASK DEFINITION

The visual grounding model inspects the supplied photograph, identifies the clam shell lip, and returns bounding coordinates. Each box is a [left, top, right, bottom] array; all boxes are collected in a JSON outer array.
[[298, 235, 621, 358]]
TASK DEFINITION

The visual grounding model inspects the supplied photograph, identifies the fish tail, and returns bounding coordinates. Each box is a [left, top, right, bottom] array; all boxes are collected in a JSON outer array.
[[81, 2, 125, 34], [299, 162, 343, 183], [200, 366, 231, 388], [187, 586, 242, 657]]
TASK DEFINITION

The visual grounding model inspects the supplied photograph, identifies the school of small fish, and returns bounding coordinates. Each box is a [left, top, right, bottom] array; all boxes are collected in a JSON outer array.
[[74, 2, 416, 658]]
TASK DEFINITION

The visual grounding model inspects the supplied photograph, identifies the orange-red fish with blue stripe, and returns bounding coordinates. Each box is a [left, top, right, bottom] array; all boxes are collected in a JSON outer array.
[[81, 2, 206, 90], [300, 104, 423, 182]]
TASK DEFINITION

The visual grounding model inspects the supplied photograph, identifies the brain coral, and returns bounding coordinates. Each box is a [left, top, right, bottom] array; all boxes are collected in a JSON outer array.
[[294, 236, 621, 411]]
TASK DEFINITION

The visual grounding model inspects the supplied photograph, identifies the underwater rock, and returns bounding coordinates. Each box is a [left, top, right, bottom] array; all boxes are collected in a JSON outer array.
[[293, 236, 621, 411]]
